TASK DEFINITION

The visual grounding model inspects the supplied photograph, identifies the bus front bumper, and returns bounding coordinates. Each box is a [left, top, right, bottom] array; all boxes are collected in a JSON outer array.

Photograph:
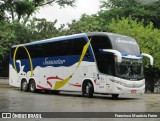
[[113, 84, 145, 95]]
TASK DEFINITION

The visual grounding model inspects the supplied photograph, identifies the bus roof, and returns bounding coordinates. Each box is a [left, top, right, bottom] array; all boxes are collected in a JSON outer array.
[[86, 32, 134, 39], [12, 32, 136, 48], [12, 33, 88, 48]]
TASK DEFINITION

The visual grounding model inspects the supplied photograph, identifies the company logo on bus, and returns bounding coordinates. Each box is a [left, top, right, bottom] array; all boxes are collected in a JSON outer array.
[[43, 58, 65, 65], [116, 38, 137, 45]]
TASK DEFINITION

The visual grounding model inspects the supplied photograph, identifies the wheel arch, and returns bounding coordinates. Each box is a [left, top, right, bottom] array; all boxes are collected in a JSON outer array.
[[28, 78, 36, 84], [21, 78, 27, 82]]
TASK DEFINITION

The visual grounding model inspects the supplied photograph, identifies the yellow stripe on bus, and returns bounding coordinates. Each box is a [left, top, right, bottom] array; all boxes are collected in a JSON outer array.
[[54, 38, 91, 90], [13, 38, 91, 90]]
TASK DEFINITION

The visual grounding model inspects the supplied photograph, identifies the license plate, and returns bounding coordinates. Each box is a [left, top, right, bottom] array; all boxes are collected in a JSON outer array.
[[131, 90, 137, 93]]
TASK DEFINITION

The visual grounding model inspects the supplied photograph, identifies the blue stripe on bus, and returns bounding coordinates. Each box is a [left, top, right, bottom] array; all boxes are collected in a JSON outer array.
[[10, 55, 94, 73], [99, 50, 142, 57], [121, 53, 143, 57]]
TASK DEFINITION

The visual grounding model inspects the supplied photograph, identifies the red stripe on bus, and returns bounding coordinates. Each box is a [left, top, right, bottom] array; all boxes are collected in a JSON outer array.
[[47, 76, 63, 81], [69, 83, 82, 87]]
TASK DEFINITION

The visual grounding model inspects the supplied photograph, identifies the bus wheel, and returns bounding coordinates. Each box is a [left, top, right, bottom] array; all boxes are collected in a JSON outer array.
[[21, 79, 28, 92], [112, 94, 119, 99], [86, 82, 94, 98], [29, 80, 36, 93]]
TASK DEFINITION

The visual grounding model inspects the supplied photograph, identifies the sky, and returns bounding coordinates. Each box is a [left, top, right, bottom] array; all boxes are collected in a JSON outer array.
[[34, 0, 101, 27]]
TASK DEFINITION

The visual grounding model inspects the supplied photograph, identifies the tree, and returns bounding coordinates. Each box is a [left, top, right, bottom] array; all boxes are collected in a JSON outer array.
[[100, 0, 160, 29], [0, 0, 75, 76], [64, 14, 104, 35], [29, 18, 60, 39], [0, 0, 75, 23]]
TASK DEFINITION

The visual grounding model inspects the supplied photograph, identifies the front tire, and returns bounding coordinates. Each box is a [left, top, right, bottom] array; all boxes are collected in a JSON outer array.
[[112, 94, 119, 99], [85, 82, 94, 98], [50, 90, 60, 95], [21, 79, 28, 92], [29, 80, 36, 93]]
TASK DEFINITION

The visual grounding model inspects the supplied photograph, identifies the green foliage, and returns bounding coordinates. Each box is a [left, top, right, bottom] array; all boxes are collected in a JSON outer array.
[[0, 0, 75, 76], [100, 0, 160, 28], [0, 19, 63, 76], [15, 0, 36, 22], [0, 0, 75, 23], [29, 18, 60, 39], [65, 14, 105, 35], [108, 17, 160, 68]]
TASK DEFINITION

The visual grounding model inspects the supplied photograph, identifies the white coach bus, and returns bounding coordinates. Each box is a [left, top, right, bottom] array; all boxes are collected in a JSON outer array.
[[9, 32, 153, 98]]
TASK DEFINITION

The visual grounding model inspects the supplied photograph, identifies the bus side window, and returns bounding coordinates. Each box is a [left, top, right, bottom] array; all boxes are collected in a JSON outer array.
[[58, 40, 72, 56], [72, 38, 90, 56], [27, 44, 45, 58], [44, 42, 58, 57], [16, 47, 28, 59], [90, 36, 114, 75]]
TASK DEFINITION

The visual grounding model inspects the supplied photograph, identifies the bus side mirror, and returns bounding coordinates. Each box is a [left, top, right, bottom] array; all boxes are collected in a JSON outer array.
[[142, 53, 154, 66], [99, 49, 122, 63]]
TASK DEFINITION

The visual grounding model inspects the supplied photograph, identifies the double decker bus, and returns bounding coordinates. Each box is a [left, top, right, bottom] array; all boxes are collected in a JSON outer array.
[[9, 32, 153, 98]]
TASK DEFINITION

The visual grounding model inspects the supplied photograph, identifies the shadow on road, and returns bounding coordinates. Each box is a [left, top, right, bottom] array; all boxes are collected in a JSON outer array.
[[12, 88, 140, 101]]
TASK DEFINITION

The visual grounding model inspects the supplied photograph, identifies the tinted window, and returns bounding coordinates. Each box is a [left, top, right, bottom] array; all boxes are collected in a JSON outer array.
[[72, 38, 87, 55], [27, 43, 58, 58], [11, 47, 28, 59], [90, 36, 111, 53], [28, 44, 44, 58], [44, 42, 58, 57], [11, 37, 89, 59], [58, 40, 72, 56], [96, 53, 115, 75], [89, 36, 114, 75], [108, 35, 140, 55]]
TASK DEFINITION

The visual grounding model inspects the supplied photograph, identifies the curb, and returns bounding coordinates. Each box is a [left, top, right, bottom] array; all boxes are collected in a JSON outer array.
[[0, 77, 8, 79], [0, 77, 9, 86], [0, 84, 12, 88]]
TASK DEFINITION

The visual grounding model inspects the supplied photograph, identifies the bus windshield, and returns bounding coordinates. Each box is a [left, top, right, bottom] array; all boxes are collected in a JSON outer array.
[[115, 58, 144, 80]]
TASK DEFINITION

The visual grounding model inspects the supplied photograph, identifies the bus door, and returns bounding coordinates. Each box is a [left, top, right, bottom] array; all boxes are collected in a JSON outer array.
[[92, 66, 106, 93], [95, 74, 106, 93], [106, 75, 114, 93]]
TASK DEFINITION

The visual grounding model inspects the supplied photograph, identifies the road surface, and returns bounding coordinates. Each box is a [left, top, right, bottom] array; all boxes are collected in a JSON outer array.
[[0, 86, 160, 121]]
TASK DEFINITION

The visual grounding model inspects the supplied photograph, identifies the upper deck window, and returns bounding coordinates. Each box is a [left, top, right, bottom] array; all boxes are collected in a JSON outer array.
[[11, 37, 89, 59]]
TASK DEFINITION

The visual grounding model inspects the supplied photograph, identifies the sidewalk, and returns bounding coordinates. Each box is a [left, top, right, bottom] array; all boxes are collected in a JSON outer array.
[[0, 77, 10, 88]]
